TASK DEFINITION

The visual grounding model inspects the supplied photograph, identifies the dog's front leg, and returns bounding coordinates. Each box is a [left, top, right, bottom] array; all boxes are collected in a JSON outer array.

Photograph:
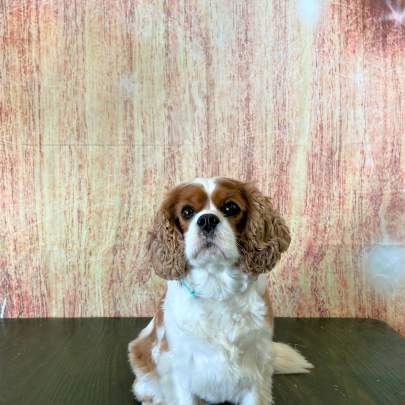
[[240, 386, 273, 405], [240, 368, 273, 405], [160, 369, 202, 405]]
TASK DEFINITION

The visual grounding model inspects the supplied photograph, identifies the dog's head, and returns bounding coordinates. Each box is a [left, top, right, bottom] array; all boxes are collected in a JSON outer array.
[[147, 177, 291, 280]]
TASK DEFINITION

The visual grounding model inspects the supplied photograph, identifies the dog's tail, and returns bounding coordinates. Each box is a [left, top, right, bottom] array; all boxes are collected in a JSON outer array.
[[272, 342, 314, 374]]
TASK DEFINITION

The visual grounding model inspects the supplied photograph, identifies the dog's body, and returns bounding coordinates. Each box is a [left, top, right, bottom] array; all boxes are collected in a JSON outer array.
[[129, 177, 312, 404]]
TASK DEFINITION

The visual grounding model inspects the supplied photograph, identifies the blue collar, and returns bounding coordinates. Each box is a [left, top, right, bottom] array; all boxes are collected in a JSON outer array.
[[180, 279, 199, 298]]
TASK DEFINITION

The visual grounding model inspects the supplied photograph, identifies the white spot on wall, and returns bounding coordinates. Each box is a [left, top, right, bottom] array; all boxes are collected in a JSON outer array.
[[120, 74, 139, 97], [1, 297, 6, 318], [383, 0, 405, 25], [363, 243, 405, 295], [353, 66, 367, 90], [298, 0, 321, 25]]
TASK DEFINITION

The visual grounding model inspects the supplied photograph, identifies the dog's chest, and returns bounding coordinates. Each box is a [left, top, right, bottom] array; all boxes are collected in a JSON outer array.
[[168, 283, 268, 344], [165, 285, 272, 403]]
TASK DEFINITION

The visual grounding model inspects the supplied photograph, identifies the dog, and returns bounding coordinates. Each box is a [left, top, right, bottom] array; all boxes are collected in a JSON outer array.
[[128, 177, 313, 404]]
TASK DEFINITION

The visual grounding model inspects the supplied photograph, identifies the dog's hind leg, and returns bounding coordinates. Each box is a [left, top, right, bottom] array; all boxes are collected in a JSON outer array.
[[128, 319, 165, 405]]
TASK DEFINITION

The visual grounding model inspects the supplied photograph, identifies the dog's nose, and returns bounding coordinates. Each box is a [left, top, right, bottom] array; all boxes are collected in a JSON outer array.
[[197, 214, 220, 233]]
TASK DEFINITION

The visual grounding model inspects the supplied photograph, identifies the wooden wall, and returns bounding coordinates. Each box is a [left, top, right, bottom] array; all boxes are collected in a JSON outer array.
[[1, 0, 404, 334]]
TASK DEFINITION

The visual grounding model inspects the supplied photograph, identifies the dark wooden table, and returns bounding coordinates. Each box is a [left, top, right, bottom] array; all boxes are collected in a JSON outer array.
[[1, 318, 405, 405]]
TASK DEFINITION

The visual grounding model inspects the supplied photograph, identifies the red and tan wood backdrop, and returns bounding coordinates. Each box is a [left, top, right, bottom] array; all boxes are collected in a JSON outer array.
[[1, 0, 405, 334]]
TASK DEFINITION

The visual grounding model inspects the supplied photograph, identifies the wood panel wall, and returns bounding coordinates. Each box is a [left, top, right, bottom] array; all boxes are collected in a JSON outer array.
[[1, 0, 404, 334]]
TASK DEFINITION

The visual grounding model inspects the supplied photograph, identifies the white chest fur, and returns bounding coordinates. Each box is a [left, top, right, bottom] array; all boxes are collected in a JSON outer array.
[[163, 271, 273, 404]]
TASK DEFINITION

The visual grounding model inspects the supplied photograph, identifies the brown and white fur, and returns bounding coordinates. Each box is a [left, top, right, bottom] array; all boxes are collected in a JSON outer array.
[[128, 177, 313, 405]]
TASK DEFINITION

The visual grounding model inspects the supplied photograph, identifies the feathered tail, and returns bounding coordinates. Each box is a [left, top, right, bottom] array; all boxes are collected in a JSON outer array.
[[272, 342, 314, 374]]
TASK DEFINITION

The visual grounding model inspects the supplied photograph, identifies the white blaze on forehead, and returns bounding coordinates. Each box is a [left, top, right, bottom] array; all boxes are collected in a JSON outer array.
[[192, 177, 219, 209]]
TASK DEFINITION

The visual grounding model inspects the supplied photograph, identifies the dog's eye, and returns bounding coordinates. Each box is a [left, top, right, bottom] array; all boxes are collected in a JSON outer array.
[[181, 205, 195, 219], [222, 201, 240, 217]]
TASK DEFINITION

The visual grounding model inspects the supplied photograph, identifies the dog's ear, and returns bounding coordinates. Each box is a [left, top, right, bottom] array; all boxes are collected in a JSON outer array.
[[239, 183, 291, 275], [147, 186, 187, 280]]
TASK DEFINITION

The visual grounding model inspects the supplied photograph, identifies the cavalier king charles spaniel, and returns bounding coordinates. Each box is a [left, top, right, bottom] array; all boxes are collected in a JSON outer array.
[[128, 177, 313, 405]]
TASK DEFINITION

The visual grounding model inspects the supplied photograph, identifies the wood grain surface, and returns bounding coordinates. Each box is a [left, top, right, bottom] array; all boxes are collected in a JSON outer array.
[[1, 1, 404, 333], [1, 318, 405, 405]]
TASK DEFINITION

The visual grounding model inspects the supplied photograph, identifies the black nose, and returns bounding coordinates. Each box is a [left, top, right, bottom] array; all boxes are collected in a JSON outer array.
[[197, 214, 220, 233]]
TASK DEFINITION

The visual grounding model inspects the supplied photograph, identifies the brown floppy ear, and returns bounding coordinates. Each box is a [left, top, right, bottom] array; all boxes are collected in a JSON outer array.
[[239, 183, 291, 275], [146, 187, 187, 280]]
